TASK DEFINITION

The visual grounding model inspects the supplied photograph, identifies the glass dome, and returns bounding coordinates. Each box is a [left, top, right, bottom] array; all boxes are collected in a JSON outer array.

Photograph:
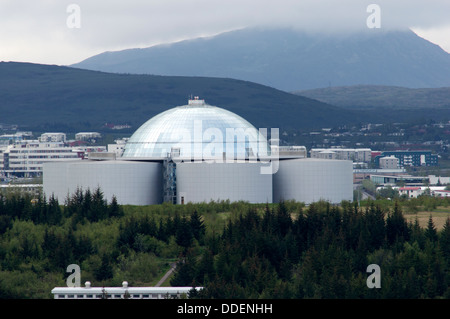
[[122, 98, 270, 160]]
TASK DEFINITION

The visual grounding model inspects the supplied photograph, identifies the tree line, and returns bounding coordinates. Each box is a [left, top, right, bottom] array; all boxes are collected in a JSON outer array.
[[0, 188, 208, 298], [173, 201, 450, 299], [1, 189, 449, 299]]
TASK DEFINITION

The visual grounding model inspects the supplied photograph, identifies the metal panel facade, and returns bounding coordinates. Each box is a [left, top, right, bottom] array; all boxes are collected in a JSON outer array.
[[43, 160, 162, 205], [176, 162, 273, 204], [273, 158, 353, 204]]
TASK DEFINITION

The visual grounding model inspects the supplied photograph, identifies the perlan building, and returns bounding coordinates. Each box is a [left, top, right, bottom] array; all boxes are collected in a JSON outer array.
[[43, 98, 353, 206]]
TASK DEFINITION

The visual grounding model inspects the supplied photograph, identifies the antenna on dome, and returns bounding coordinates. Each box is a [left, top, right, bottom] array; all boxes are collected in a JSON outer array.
[[188, 95, 205, 106]]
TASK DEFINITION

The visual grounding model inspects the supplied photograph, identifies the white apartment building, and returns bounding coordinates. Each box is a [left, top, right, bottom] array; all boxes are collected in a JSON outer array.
[[310, 148, 372, 162], [0, 140, 82, 178], [39, 133, 66, 143], [379, 155, 399, 169]]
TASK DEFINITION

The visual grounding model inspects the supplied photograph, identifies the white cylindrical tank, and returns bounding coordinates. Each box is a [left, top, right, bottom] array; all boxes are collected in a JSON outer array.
[[43, 160, 162, 205], [176, 162, 273, 204], [273, 158, 353, 204]]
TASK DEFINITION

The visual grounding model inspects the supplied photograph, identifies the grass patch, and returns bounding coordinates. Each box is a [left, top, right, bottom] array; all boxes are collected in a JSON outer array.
[[403, 208, 450, 230]]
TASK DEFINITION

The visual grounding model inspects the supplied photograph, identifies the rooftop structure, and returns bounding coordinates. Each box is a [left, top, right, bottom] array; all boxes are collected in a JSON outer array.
[[51, 281, 202, 299]]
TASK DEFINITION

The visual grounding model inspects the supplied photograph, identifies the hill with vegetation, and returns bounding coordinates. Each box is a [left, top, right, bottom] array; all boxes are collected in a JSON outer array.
[[0, 62, 362, 133], [296, 85, 450, 110]]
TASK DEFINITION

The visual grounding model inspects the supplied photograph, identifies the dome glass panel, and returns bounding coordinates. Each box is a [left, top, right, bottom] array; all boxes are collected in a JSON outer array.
[[122, 99, 270, 160]]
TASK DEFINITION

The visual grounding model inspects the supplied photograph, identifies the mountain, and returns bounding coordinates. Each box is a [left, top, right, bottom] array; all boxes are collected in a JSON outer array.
[[0, 62, 362, 133], [295, 85, 450, 109], [71, 27, 450, 91]]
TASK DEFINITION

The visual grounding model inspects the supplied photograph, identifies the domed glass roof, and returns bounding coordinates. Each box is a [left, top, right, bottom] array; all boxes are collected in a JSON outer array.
[[122, 98, 270, 160]]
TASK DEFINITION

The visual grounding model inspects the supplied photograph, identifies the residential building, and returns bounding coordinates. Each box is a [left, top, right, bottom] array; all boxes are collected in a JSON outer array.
[[379, 155, 399, 169], [374, 150, 438, 167], [1, 140, 82, 178], [310, 148, 372, 163], [39, 133, 66, 143]]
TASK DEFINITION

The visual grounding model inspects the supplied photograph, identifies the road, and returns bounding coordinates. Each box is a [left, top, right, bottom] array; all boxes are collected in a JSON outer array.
[[155, 263, 177, 287]]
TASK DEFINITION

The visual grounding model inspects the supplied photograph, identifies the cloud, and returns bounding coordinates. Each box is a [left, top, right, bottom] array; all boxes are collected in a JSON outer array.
[[0, 0, 449, 65]]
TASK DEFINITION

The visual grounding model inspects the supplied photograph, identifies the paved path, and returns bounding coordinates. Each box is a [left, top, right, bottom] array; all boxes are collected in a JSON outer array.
[[155, 263, 177, 287]]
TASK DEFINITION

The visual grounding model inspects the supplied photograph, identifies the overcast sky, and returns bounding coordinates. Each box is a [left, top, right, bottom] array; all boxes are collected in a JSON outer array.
[[1, 0, 449, 65]]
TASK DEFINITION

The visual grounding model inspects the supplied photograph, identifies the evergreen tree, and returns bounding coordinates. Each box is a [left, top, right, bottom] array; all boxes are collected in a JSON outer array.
[[176, 216, 193, 253], [386, 201, 410, 245], [170, 252, 197, 286], [425, 215, 438, 243], [439, 218, 450, 261], [47, 194, 62, 225], [108, 195, 123, 218], [276, 201, 292, 237], [95, 254, 114, 281], [90, 187, 107, 222], [189, 210, 206, 243]]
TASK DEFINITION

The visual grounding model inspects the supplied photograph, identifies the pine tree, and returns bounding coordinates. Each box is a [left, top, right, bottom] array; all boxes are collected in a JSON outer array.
[[108, 195, 123, 218], [425, 214, 438, 243], [176, 216, 193, 253], [95, 254, 114, 281], [386, 201, 410, 245], [170, 253, 197, 286], [439, 217, 450, 261], [47, 194, 62, 225], [189, 210, 206, 243], [90, 187, 107, 222]]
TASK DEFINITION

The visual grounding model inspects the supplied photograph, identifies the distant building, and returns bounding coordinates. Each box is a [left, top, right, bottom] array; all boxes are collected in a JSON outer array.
[[353, 168, 406, 184], [0, 184, 42, 197], [39, 133, 66, 143], [0, 132, 33, 144], [428, 175, 450, 186], [379, 155, 399, 169], [310, 148, 372, 163], [370, 174, 426, 186], [375, 150, 438, 167], [0, 140, 82, 178], [107, 138, 129, 157], [52, 281, 202, 299], [71, 146, 107, 159], [398, 186, 423, 198], [398, 186, 450, 198], [75, 132, 102, 141], [433, 190, 450, 197], [272, 145, 307, 158]]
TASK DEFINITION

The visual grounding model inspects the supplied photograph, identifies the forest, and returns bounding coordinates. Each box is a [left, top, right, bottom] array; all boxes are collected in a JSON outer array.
[[0, 188, 449, 299]]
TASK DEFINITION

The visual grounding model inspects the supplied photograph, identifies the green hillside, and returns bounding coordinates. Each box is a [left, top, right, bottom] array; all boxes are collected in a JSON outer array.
[[0, 62, 360, 133], [296, 85, 450, 110]]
